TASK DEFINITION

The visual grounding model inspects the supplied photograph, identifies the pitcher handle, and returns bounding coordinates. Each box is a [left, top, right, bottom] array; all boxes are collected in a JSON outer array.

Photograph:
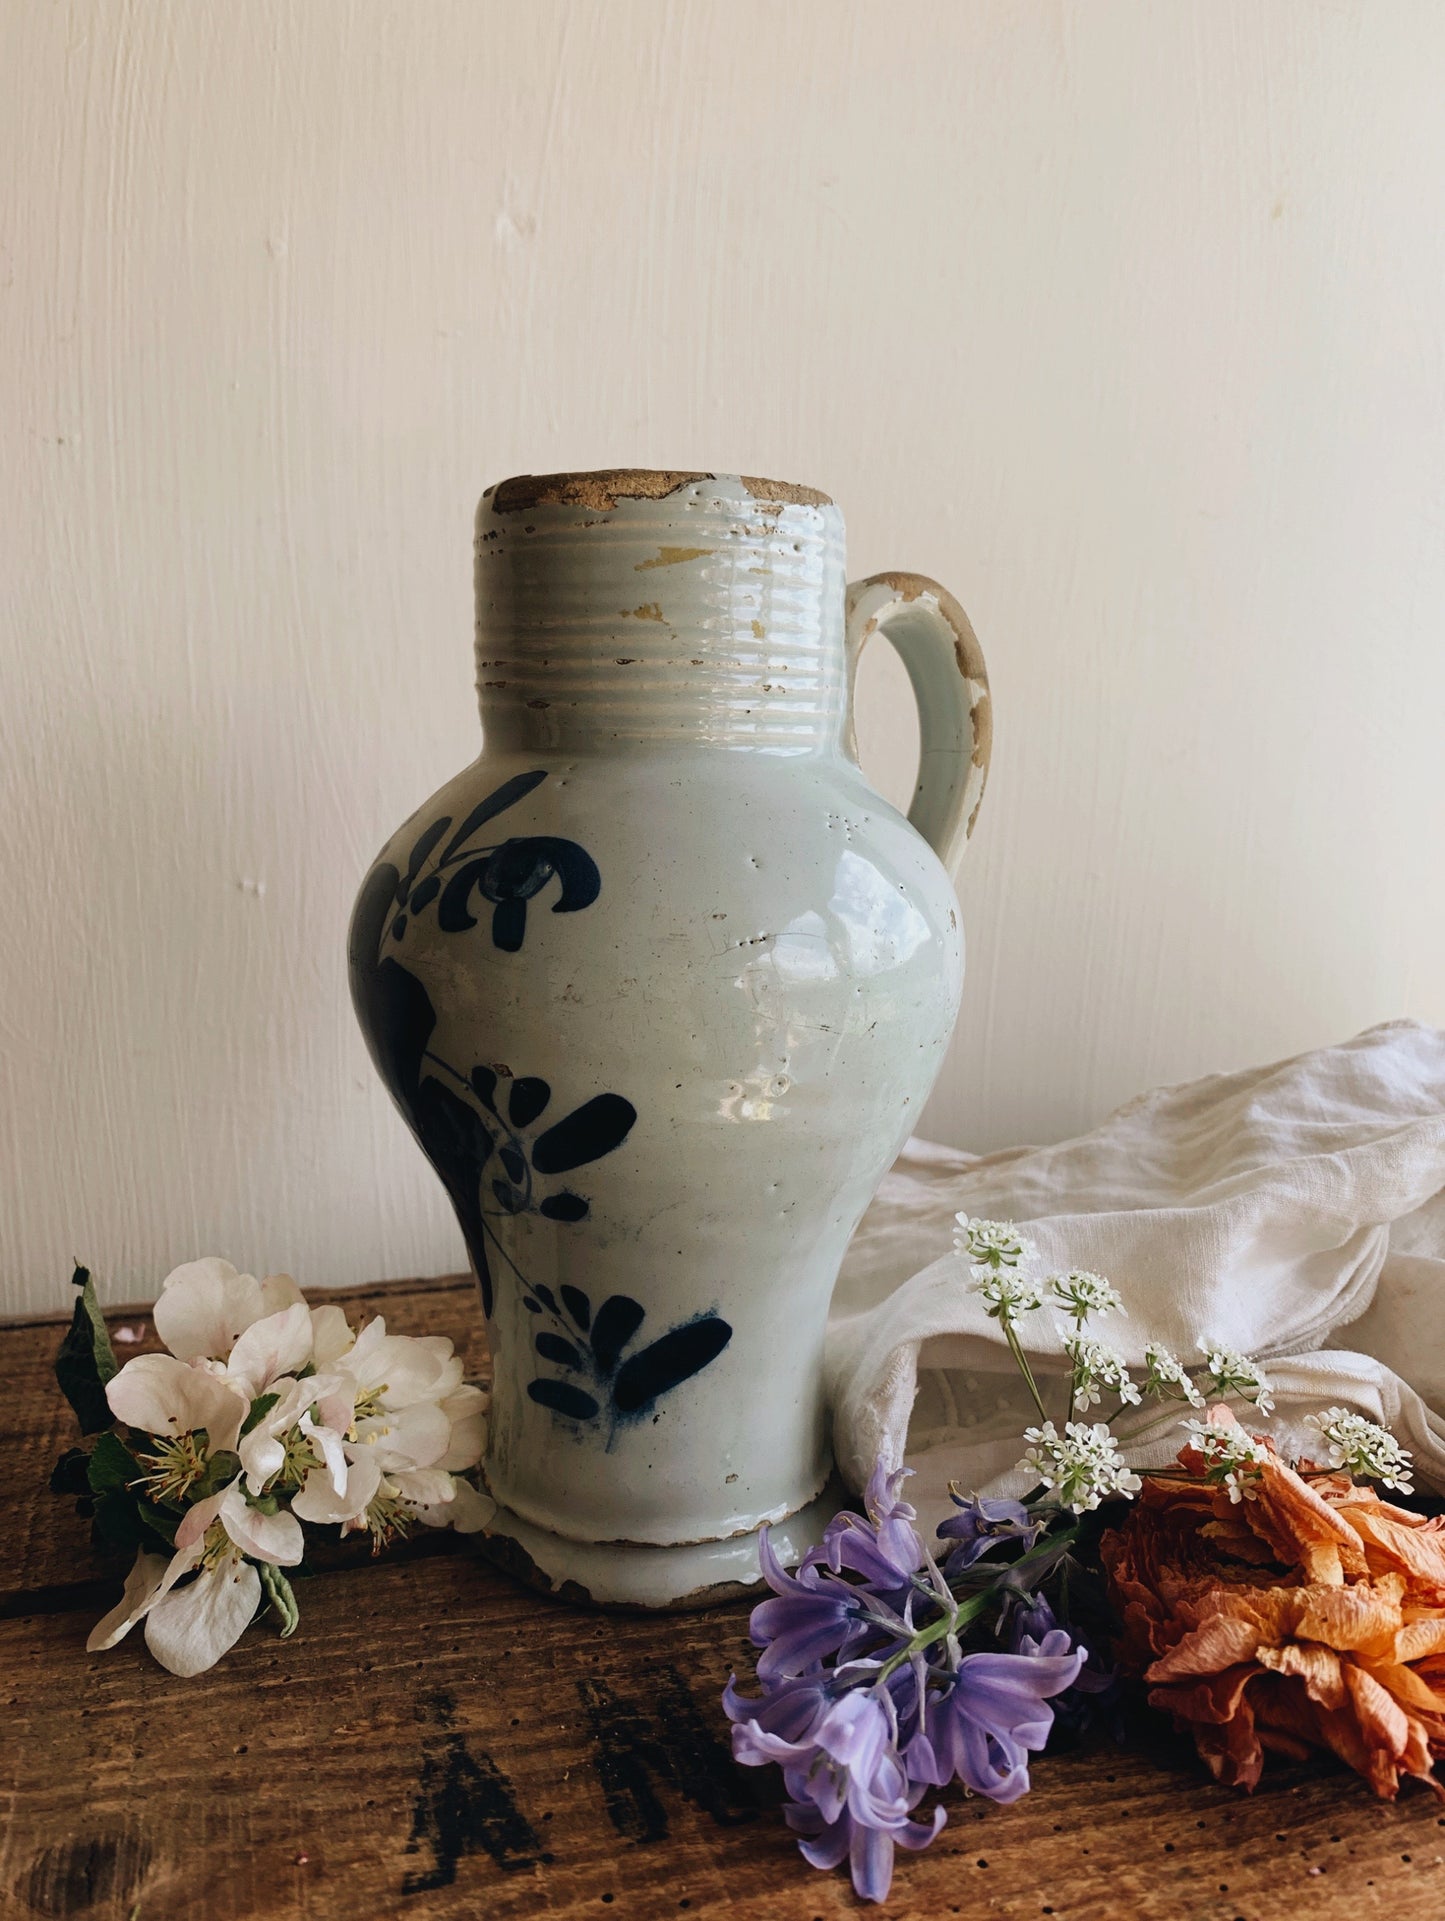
[[844, 572, 993, 876]]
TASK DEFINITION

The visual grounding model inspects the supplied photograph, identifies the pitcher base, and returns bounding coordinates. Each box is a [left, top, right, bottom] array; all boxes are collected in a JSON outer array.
[[472, 1480, 846, 1611]]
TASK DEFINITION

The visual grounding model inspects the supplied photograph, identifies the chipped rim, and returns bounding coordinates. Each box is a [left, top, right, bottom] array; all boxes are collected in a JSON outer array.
[[485, 469, 834, 514]]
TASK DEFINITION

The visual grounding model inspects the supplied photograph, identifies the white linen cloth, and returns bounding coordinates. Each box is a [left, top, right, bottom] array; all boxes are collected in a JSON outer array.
[[826, 1020, 1445, 1522]]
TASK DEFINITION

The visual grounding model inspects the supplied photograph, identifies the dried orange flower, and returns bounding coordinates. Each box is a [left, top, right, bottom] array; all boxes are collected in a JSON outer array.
[[1101, 1406, 1445, 1799]]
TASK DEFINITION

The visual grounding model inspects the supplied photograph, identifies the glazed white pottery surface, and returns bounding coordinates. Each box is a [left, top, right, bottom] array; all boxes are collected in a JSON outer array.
[[348, 471, 990, 1604]]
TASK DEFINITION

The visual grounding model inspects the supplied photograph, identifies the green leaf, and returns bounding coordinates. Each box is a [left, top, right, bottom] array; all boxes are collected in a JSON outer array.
[[192, 1449, 241, 1500], [49, 1446, 92, 1498], [260, 1562, 299, 1638], [54, 1264, 120, 1435], [136, 1498, 179, 1547], [239, 1391, 281, 1439], [87, 1429, 141, 1496], [91, 1491, 146, 1554]]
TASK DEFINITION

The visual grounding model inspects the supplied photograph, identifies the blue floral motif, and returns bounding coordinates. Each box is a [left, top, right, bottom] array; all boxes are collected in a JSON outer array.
[[348, 770, 733, 1436]]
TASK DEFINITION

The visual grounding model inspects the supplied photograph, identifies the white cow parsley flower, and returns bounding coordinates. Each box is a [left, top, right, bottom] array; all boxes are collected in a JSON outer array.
[[1018, 1420, 1143, 1512], [1305, 1407, 1414, 1493], [1047, 1270, 1125, 1326], [1142, 1343, 1206, 1407], [1064, 1334, 1140, 1411], [1181, 1417, 1270, 1502], [972, 1269, 1044, 1322], [1199, 1349, 1275, 1414], [954, 1215, 1036, 1271]]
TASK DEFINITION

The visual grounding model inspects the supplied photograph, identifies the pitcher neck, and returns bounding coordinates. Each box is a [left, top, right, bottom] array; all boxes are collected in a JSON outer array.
[[473, 471, 848, 753]]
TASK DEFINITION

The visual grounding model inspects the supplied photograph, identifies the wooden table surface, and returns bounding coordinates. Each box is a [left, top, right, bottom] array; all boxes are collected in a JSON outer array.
[[4, 1274, 1445, 1921]]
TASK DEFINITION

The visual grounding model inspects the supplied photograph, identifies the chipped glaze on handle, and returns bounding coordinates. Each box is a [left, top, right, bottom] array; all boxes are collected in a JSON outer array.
[[845, 573, 992, 876]]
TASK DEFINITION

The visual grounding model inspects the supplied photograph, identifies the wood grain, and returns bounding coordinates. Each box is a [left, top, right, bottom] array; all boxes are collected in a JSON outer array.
[[5, 1278, 1445, 1920]]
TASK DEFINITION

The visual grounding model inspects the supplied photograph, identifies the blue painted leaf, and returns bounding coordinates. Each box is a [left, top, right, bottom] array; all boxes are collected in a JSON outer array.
[[527, 1378, 600, 1422], [532, 1094, 637, 1174], [590, 1295, 646, 1376], [437, 858, 490, 933], [490, 1178, 526, 1213], [481, 839, 564, 904], [535, 1332, 582, 1368], [611, 1316, 733, 1416], [411, 1075, 496, 1313], [508, 1077, 551, 1127], [532, 1284, 559, 1314], [540, 1192, 589, 1223], [399, 816, 453, 903], [498, 1146, 526, 1184], [390, 913, 407, 941], [560, 1285, 591, 1330], [491, 898, 527, 951], [522, 1296, 541, 1314], [470, 1065, 499, 1110], [438, 770, 548, 865], [409, 874, 441, 913]]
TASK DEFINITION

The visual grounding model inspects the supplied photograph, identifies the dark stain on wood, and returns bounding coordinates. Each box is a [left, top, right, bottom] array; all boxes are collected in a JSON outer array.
[[578, 1663, 763, 1844], [20, 1824, 151, 1916], [402, 1688, 548, 1892]]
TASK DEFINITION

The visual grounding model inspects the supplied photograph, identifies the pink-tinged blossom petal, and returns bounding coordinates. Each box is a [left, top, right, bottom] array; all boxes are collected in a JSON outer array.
[[226, 1303, 314, 1398], [216, 1484, 303, 1566], [292, 1448, 382, 1525], [144, 1553, 262, 1677], [174, 1488, 228, 1552], [309, 1304, 355, 1366], [106, 1353, 248, 1449], [86, 1551, 168, 1652], [345, 1323, 463, 1407], [153, 1258, 264, 1361], [258, 1272, 304, 1315]]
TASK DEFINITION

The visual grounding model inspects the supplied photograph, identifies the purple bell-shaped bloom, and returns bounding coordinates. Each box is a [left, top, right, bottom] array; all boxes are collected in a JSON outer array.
[[729, 1684, 945, 1903], [903, 1629, 1085, 1802], [746, 1527, 872, 1682], [937, 1490, 1044, 1571], [819, 1462, 927, 1599]]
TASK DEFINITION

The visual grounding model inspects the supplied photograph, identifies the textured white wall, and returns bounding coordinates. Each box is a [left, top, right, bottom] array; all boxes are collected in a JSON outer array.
[[3, 1, 1444, 1313]]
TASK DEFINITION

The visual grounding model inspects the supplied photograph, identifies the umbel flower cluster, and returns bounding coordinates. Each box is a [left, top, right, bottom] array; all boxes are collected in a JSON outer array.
[[726, 1214, 1421, 1903], [51, 1260, 486, 1676]]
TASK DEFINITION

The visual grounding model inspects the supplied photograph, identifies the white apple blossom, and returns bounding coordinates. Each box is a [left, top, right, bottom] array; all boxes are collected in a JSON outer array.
[[82, 1256, 491, 1675]]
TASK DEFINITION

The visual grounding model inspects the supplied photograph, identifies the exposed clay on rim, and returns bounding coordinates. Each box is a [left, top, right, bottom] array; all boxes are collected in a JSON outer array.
[[485, 469, 833, 514]]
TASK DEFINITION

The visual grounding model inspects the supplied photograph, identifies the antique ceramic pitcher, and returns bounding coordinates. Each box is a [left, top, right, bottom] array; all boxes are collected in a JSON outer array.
[[349, 470, 991, 1606]]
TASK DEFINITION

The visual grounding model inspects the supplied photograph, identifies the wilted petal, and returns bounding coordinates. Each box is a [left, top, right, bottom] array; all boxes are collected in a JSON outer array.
[[444, 1478, 494, 1533], [226, 1303, 314, 1398], [144, 1555, 262, 1677], [87, 1550, 168, 1652], [106, 1353, 248, 1447], [153, 1259, 264, 1361], [438, 1386, 487, 1472]]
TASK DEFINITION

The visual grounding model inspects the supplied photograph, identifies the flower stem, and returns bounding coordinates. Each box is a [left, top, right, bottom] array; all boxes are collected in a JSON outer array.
[[1003, 1318, 1050, 1425]]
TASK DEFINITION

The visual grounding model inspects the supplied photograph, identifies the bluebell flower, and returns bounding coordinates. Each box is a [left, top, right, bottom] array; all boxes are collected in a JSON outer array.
[[727, 1683, 943, 1903], [903, 1630, 1085, 1802], [937, 1490, 1045, 1572], [819, 1461, 927, 1600], [747, 1527, 872, 1682]]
